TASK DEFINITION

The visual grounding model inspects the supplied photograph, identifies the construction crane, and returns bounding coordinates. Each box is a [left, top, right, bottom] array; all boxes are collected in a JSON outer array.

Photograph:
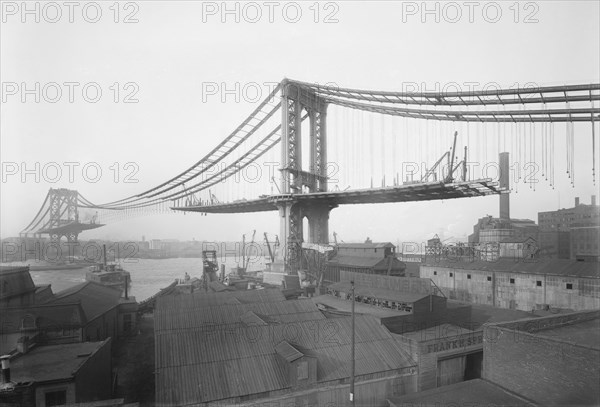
[[421, 131, 468, 183]]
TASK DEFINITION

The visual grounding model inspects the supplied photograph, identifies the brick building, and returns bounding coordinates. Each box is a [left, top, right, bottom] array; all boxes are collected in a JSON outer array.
[[389, 310, 600, 406]]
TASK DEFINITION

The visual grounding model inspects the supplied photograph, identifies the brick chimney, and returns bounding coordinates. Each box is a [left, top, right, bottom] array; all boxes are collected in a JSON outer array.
[[592, 195, 597, 206], [499, 152, 510, 221], [575, 197, 580, 206]]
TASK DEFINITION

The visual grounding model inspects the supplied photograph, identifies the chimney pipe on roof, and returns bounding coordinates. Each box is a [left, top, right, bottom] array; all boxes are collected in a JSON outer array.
[[592, 195, 597, 206], [575, 197, 580, 206], [499, 152, 510, 221], [1, 355, 10, 384]]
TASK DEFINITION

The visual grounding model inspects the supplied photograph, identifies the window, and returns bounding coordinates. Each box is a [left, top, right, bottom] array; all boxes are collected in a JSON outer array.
[[45, 390, 67, 407], [433, 271, 437, 275], [510, 278, 515, 284], [449, 273, 453, 277], [467, 274, 472, 280], [536, 281, 542, 287], [297, 360, 309, 380], [487, 276, 492, 282], [123, 314, 132, 333], [566, 283, 573, 290]]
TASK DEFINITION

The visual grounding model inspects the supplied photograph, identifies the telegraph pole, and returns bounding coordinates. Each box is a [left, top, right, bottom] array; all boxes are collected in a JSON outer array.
[[350, 280, 355, 406]]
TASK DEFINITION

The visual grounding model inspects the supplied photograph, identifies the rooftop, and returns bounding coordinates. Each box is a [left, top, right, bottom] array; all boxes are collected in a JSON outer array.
[[183, 287, 286, 307], [536, 318, 600, 349], [0, 266, 36, 301], [329, 282, 432, 303], [388, 378, 534, 407], [9, 340, 109, 383], [312, 294, 409, 318], [49, 281, 122, 321], [400, 323, 474, 342], [156, 315, 415, 405], [447, 300, 543, 330], [422, 258, 600, 278], [491, 310, 600, 350], [155, 297, 325, 331]]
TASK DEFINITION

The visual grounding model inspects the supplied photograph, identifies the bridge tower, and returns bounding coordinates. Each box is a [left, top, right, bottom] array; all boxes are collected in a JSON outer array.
[[276, 80, 337, 272], [47, 188, 80, 242]]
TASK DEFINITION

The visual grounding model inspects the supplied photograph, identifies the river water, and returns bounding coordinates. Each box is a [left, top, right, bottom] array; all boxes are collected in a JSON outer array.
[[13, 256, 267, 301]]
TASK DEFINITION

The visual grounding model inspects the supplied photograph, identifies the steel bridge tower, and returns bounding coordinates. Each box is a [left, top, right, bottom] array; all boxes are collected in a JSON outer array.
[[47, 188, 80, 242], [276, 80, 337, 272]]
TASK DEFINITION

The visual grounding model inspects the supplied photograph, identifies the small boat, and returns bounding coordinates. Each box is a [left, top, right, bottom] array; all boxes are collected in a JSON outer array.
[[85, 245, 131, 296]]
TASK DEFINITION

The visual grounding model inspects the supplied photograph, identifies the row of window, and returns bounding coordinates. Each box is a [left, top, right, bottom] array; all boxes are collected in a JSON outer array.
[[327, 289, 413, 312], [431, 271, 575, 289]]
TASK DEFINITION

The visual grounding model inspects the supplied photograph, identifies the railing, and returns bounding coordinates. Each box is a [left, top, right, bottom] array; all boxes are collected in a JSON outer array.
[[429, 279, 447, 299]]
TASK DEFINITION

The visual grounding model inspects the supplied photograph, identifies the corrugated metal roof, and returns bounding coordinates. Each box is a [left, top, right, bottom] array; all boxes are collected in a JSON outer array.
[[328, 282, 431, 303], [422, 258, 600, 278], [9, 340, 109, 383], [50, 281, 122, 321], [155, 315, 415, 405], [155, 298, 324, 331], [177, 287, 285, 307]]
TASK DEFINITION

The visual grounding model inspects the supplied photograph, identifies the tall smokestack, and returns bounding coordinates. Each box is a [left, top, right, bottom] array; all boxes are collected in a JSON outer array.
[[499, 152, 510, 221], [575, 197, 580, 207], [1, 355, 10, 384]]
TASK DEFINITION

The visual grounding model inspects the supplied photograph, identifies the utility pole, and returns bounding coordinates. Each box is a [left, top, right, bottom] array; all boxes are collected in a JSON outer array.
[[350, 280, 355, 406]]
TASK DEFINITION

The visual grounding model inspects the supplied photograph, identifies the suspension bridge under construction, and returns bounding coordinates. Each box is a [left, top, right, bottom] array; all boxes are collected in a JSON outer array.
[[20, 79, 600, 272]]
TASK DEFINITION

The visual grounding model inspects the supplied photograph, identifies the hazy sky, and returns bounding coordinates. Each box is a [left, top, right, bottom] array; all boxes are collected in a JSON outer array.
[[1, 1, 599, 245]]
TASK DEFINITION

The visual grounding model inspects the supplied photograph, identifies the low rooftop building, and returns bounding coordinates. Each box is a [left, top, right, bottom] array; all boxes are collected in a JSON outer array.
[[389, 310, 600, 406], [0, 339, 112, 406]]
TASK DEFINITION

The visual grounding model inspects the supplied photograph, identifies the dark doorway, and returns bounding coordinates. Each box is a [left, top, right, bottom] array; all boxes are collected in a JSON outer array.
[[464, 351, 483, 380]]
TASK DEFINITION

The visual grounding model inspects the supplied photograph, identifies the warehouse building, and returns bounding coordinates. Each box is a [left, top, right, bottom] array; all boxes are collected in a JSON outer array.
[[155, 290, 418, 406], [420, 258, 600, 311], [323, 242, 406, 283]]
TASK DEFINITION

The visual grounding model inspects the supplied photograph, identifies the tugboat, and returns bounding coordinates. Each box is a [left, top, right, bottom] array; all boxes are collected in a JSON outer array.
[[85, 245, 131, 295]]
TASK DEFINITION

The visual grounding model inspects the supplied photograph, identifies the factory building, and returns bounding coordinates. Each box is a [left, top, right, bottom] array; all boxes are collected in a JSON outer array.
[[538, 195, 600, 259], [571, 225, 600, 261], [420, 258, 600, 311]]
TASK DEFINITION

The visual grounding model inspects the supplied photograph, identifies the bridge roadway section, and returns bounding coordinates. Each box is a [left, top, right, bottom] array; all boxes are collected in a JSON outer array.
[[173, 179, 502, 214]]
